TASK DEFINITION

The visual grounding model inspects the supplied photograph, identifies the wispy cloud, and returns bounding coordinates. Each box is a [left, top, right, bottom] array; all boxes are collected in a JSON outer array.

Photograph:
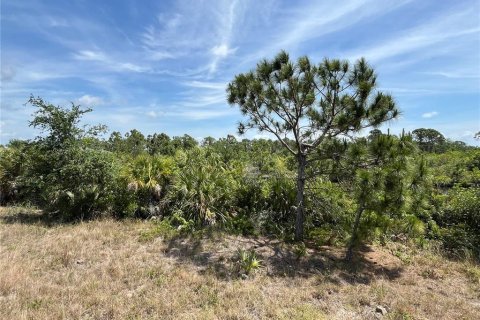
[[421, 71, 480, 79], [206, 0, 243, 74], [175, 109, 236, 120], [242, 0, 413, 64], [73, 50, 149, 73], [77, 95, 104, 107], [422, 111, 438, 119], [346, 7, 480, 63], [183, 81, 226, 90], [140, 0, 247, 75]]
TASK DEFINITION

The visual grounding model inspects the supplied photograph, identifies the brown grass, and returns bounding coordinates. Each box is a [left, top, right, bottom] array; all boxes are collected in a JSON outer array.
[[0, 206, 478, 319]]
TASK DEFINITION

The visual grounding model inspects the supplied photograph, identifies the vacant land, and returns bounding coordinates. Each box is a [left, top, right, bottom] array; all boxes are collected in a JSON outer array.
[[0, 207, 478, 320]]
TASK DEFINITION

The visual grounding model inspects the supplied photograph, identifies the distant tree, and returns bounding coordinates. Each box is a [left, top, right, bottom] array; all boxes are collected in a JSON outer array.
[[125, 129, 146, 156], [475, 131, 480, 141], [227, 51, 399, 240], [172, 134, 198, 150], [368, 129, 383, 141], [441, 139, 470, 152], [108, 131, 125, 153], [452, 140, 467, 148], [412, 128, 445, 152], [213, 134, 239, 163], [202, 136, 216, 147], [147, 133, 174, 155]]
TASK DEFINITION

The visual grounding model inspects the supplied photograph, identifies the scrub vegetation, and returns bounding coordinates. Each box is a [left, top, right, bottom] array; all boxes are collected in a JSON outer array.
[[1, 52, 479, 319]]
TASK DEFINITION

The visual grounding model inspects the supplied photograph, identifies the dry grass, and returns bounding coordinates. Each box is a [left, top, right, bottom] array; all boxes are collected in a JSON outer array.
[[0, 206, 479, 320]]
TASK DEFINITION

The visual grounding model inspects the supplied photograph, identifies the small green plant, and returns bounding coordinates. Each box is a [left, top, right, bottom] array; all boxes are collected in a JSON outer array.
[[294, 242, 307, 260], [237, 249, 261, 275], [26, 298, 44, 310], [146, 268, 166, 286], [139, 219, 178, 242], [465, 265, 480, 284], [169, 210, 195, 232], [194, 284, 219, 308], [392, 249, 412, 265]]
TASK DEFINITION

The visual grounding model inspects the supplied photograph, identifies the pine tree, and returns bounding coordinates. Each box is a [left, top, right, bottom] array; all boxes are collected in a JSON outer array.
[[227, 51, 399, 240]]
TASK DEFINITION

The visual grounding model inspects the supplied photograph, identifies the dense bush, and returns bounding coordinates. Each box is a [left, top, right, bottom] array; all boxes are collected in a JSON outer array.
[[166, 148, 239, 225], [119, 153, 177, 218], [35, 146, 119, 220], [434, 187, 480, 259], [0, 142, 27, 204]]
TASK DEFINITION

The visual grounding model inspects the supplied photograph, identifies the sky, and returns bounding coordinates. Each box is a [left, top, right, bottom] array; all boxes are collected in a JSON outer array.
[[1, 0, 479, 145]]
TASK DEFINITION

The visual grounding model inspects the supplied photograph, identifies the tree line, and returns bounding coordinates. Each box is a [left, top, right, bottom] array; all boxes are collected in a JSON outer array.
[[0, 51, 478, 261]]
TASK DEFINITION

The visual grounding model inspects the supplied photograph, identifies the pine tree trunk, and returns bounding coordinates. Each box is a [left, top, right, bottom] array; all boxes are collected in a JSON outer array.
[[346, 204, 364, 261], [295, 153, 307, 241]]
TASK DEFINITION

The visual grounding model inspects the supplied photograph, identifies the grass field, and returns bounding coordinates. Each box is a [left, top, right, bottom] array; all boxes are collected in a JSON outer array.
[[1, 206, 479, 319]]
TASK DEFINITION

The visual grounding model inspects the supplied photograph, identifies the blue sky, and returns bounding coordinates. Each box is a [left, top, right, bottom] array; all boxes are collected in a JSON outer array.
[[1, 0, 479, 145]]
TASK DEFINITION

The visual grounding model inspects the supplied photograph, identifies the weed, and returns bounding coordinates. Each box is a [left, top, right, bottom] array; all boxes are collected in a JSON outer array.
[[26, 298, 44, 310], [139, 219, 178, 242], [237, 249, 261, 275], [393, 250, 412, 265], [146, 268, 166, 286], [195, 284, 219, 308], [464, 265, 480, 284], [294, 242, 307, 260]]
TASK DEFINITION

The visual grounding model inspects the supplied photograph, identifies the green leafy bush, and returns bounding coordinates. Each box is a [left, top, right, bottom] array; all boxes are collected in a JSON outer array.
[[21, 145, 119, 220], [0, 142, 28, 204], [167, 148, 239, 225], [435, 187, 480, 259]]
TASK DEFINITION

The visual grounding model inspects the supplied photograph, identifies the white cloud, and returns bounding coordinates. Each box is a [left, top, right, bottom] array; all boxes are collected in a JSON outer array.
[[74, 50, 106, 61], [379, 87, 438, 95], [183, 81, 226, 90], [146, 111, 159, 118], [177, 109, 235, 120], [141, 0, 246, 75], [1, 65, 16, 82], [211, 44, 237, 58], [181, 93, 226, 108], [422, 71, 480, 79], [149, 51, 175, 61], [47, 17, 69, 28], [179, 80, 228, 108], [78, 95, 104, 106], [421, 111, 438, 118], [73, 50, 149, 73]]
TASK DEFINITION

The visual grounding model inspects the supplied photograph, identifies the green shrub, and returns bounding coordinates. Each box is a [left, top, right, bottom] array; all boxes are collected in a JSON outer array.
[[236, 249, 261, 275], [139, 219, 178, 242], [225, 213, 257, 236], [167, 147, 239, 225], [20, 145, 119, 220], [0, 143, 27, 204], [121, 154, 177, 217], [435, 187, 480, 260]]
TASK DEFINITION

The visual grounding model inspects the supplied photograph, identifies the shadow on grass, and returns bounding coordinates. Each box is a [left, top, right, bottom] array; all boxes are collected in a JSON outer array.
[[163, 232, 404, 284], [0, 206, 71, 227]]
